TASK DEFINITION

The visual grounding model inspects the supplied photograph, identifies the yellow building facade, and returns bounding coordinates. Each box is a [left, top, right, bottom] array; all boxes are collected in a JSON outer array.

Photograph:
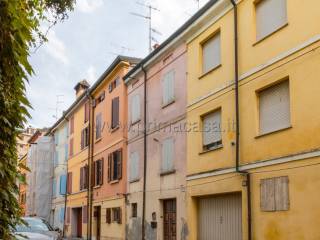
[[65, 81, 90, 239], [186, 0, 320, 239]]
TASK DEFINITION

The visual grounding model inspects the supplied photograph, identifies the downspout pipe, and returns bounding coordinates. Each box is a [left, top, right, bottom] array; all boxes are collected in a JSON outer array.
[[62, 116, 69, 239], [230, 1, 252, 240], [141, 66, 147, 240], [89, 92, 95, 240], [86, 90, 93, 240]]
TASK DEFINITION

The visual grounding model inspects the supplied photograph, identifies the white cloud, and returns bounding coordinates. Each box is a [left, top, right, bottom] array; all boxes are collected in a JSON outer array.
[[77, 0, 104, 13], [86, 66, 97, 84], [44, 30, 69, 64]]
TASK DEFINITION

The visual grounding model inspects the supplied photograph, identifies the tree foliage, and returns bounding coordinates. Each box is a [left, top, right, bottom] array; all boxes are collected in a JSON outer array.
[[0, 0, 74, 238]]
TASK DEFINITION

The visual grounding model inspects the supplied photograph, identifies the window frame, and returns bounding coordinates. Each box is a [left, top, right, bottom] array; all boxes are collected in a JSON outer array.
[[201, 30, 221, 76], [201, 109, 222, 151]]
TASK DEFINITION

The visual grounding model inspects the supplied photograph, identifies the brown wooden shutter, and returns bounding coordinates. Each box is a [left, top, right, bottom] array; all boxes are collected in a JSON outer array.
[[84, 165, 88, 189], [66, 207, 70, 224], [117, 150, 122, 180], [118, 207, 122, 224], [108, 154, 112, 182], [70, 116, 74, 134], [82, 205, 88, 223], [80, 167, 83, 190], [69, 138, 73, 156], [84, 102, 89, 123], [111, 97, 119, 129], [81, 130, 84, 150], [67, 172, 72, 194], [106, 208, 111, 223], [100, 158, 104, 185], [94, 161, 97, 186]]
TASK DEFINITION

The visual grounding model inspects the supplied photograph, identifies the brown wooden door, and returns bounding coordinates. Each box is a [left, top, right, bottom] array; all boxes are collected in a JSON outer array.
[[77, 208, 82, 237], [96, 206, 101, 240], [163, 199, 176, 240]]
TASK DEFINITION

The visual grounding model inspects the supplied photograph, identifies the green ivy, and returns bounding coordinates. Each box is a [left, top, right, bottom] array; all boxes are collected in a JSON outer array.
[[0, 0, 74, 238]]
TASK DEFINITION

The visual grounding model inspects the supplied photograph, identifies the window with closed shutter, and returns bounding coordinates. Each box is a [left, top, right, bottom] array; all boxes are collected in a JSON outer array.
[[67, 172, 72, 194], [259, 80, 290, 135], [261, 176, 289, 211], [256, 0, 287, 41], [131, 94, 141, 123], [202, 109, 222, 150], [59, 175, 67, 195], [161, 138, 174, 173], [96, 113, 102, 139], [108, 150, 122, 182], [202, 32, 221, 74], [70, 116, 74, 135], [84, 101, 89, 123], [106, 208, 111, 223], [94, 159, 103, 186], [69, 138, 73, 157], [162, 70, 175, 105], [82, 206, 88, 223], [129, 152, 139, 181], [111, 97, 120, 129], [81, 127, 89, 150]]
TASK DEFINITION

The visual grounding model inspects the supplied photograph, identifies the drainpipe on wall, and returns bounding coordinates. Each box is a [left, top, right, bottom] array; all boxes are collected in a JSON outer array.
[[86, 90, 93, 240], [88, 92, 95, 240], [229, 1, 252, 240], [141, 66, 147, 240], [62, 116, 69, 239]]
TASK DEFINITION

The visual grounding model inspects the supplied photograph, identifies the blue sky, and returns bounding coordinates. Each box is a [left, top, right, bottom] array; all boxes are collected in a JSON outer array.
[[27, 0, 209, 128]]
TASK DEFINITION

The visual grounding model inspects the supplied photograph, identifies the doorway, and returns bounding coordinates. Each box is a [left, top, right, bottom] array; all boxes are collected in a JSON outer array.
[[163, 199, 177, 240]]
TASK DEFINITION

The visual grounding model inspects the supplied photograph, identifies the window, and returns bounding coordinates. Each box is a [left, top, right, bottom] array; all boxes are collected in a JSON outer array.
[[84, 101, 90, 123], [64, 143, 68, 161], [94, 159, 103, 186], [80, 165, 88, 191], [109, 77, 120, 93], [67, 172, 72, 194], [131, 94, 141, 124], [108, 150, 122, 182], [202, 32, 221, 74], [82, 206, 88, 224], [161, 138, 174, 173], [162, 70, 175, 106], [59, 208, 65, 223], [111, 97, 120, 129], [129, 152, 139, 181], [106, 208, 111, 224], [70, 116, 74, 135], [96, 91, 105, 104], [255, 0, 287, 41], [260, 176, 289, 211], [59, 175, 67, 195], [131, 203, 137, 218], [202, 110, 222, 150], [259, 80, 290, 135], [54, 133, 59, 145], [81, 127, 89, 149], [69, 138, 74, 157], [112, 207, 122, 224], [96, 113, 102, 139]]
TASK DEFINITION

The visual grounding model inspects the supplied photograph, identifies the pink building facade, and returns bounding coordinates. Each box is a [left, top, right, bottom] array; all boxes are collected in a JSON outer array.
[[125, 44, 188, 240]]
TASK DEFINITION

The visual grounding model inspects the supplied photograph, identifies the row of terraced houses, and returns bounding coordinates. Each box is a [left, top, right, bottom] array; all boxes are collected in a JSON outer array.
[[19, 0, 320, 239]]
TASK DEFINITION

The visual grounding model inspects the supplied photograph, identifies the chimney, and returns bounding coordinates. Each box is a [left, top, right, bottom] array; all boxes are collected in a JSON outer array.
[[74, 79, 90, 98], [153, 43, 160, 50]]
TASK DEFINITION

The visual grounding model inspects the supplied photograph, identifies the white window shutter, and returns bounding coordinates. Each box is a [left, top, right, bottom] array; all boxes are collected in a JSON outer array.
[[161, 138, 174, 172], [259, 81, 290, 134], [202, 32, 221, 73], [130, 152, 139, 181], [162, 70, 175, 105], [256, 0, 287, 40], [131, 95, 140, 123], [203, 110, 221, 146]]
